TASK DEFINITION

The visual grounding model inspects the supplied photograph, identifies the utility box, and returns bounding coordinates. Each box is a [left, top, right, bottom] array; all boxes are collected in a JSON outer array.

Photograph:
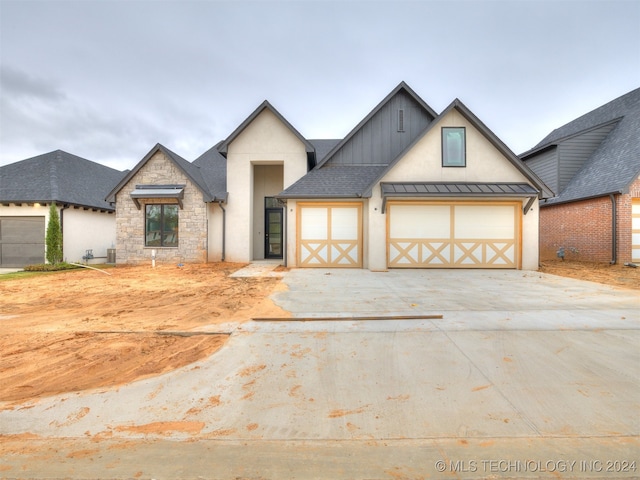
[[107, 248, 116, 264]]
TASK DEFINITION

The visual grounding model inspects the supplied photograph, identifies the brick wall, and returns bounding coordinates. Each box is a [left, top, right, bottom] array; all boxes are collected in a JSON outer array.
[[115, 151, 208, 265], [540, 176, 640, 263]]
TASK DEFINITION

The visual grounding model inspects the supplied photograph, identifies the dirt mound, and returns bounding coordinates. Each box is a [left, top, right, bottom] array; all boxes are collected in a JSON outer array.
[[0, 263, 288, 405]]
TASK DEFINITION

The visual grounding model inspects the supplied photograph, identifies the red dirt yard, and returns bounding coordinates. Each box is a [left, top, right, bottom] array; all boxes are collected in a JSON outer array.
[[0, 260, 637, 407], [0, 263, 288, 406]]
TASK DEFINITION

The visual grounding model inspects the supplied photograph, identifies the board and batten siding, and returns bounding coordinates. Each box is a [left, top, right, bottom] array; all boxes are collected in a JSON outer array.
[[328, 90, 434, 166]]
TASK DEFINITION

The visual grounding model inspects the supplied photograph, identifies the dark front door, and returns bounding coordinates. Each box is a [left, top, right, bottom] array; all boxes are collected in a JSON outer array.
[[265, 208, 283, 259]]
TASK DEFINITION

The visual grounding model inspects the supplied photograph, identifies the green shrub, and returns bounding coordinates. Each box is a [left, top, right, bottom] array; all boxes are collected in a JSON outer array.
[[46, 203, 63, 264], [23, 262, 80, 272]]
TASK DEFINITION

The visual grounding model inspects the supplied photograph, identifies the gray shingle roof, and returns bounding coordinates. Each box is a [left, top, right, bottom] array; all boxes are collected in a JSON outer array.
[[106, 143, 227, 203], [279, 165, 388, 198], [308, 139, 341, 164], [193, 143, 228, 201], [522, 87, 640, 204], [0, 150, 125, 211]]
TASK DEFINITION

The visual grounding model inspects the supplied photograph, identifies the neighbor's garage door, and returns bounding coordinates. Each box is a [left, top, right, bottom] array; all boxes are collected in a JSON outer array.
[[632, 199, 640, 263], [388, 202, 520, 268], [298, 203, 362, 267], [0, 217, 46, 267]]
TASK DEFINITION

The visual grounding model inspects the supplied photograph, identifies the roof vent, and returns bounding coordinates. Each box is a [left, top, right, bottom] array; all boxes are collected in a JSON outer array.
[[398, 109, 405, 132]]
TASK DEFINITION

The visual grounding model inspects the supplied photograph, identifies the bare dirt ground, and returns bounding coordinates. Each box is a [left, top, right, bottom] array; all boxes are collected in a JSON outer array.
[[539, 259, 640, 290], [0, 260, 637, 408], [0, 263, 288, 406]]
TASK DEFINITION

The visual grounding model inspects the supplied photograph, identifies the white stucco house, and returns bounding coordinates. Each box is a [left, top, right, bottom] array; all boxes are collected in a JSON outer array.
[[106, 82, 551, 270], [0, 150, 124, 267]]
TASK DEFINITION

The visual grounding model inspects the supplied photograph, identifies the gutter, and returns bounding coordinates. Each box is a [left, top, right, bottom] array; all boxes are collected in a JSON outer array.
[[218, 201, 226, 262]]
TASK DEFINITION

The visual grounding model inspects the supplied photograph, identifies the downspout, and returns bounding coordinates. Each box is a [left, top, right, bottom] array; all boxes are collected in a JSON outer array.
[[610, 194, 617, 265], [218, 201, 226, 262]]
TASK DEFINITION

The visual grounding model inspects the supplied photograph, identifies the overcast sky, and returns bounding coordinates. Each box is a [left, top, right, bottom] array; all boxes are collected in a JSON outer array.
[[1, 0, 638, 171]]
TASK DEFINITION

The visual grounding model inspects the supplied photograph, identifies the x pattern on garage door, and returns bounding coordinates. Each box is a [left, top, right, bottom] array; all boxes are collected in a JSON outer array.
[[298, 203, 362, 267], [388, 202, 520, 268]]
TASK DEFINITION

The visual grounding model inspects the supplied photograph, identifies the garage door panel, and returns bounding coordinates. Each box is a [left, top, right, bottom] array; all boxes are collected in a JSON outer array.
[[298, 204, 362, 268], [388, 203, 519, 269], [331, 208, 359, 240], [390, 205, 449, 238], [0, 217, 46, 267], [1, 244, 45, 266], [454, 205, 515, 239], [300, 209, 328, 239]]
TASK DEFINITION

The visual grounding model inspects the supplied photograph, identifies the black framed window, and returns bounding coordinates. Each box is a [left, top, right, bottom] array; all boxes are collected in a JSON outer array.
[[145, 204, 179, 247], [442, 127, 466, 167]]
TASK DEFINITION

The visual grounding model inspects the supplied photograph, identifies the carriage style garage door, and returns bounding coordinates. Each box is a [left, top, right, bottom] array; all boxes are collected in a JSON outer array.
[[0, 217, 46, 267], [297, 203, 362, 267], [387, 201, 520, 268]]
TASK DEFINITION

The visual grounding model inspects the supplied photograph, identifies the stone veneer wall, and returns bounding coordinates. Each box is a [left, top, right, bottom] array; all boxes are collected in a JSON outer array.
[[115, 151, 208, 265]]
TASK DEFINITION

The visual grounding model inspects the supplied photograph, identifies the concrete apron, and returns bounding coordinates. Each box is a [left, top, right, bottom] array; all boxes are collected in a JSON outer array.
[[1, 268, 638, 479]]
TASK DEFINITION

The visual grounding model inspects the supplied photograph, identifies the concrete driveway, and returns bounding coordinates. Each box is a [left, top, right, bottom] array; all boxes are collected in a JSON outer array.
[[1, 268, 638, 479]]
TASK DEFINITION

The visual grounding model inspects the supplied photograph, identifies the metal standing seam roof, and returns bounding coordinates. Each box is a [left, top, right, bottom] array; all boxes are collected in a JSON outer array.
[[379, 182, 540, 213], [380, 182, 539, 197], [129, 185, 185, 209]]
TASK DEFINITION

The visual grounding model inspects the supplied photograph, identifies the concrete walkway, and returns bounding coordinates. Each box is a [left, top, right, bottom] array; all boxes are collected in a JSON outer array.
[[1, 269, 638, 479]]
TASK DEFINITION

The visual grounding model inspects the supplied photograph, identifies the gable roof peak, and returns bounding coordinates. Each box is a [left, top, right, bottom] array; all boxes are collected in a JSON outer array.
[[218, 100, 314, 155], [315, 81, 439, 168]]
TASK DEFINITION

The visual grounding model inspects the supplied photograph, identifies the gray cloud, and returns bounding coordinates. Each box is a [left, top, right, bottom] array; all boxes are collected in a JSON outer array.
[[1, 0, 638, 170]]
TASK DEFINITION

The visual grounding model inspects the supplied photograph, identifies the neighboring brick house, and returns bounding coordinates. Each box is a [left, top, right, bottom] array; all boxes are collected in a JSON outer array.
[[107, 82, 551, 270], [0, 150, 124, 267], [521, 87, 640, 264]]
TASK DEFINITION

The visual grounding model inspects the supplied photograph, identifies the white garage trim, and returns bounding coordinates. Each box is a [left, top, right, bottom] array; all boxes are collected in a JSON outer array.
[[387, 201, 521, 269], [297, 202, 362, 268]]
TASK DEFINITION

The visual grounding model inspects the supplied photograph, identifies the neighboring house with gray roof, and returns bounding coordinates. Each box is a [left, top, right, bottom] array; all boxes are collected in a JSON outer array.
[[0, 150, 124, 267], [521, 87, 640, 264], [108, 82, 550, 270]]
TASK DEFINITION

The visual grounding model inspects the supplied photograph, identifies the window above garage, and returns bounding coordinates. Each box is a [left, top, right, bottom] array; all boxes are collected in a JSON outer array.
[[130, 185, 185, 209]]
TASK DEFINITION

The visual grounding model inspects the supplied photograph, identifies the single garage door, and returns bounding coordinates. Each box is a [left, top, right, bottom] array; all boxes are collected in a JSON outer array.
[[632, 198, 640, 263], [388, 201, 520, 268], [297, 203, 362, 267], [0, 217, 46, 267]]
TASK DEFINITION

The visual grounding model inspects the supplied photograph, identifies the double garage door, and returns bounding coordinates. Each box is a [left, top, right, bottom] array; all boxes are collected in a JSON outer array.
[[297, 201, 520, 269], [387, 202, 520, 268], [0, 217, 46, 267]]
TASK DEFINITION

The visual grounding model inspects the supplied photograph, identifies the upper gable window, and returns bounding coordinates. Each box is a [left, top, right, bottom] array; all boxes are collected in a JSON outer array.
[[442, 127, 466, 167]]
